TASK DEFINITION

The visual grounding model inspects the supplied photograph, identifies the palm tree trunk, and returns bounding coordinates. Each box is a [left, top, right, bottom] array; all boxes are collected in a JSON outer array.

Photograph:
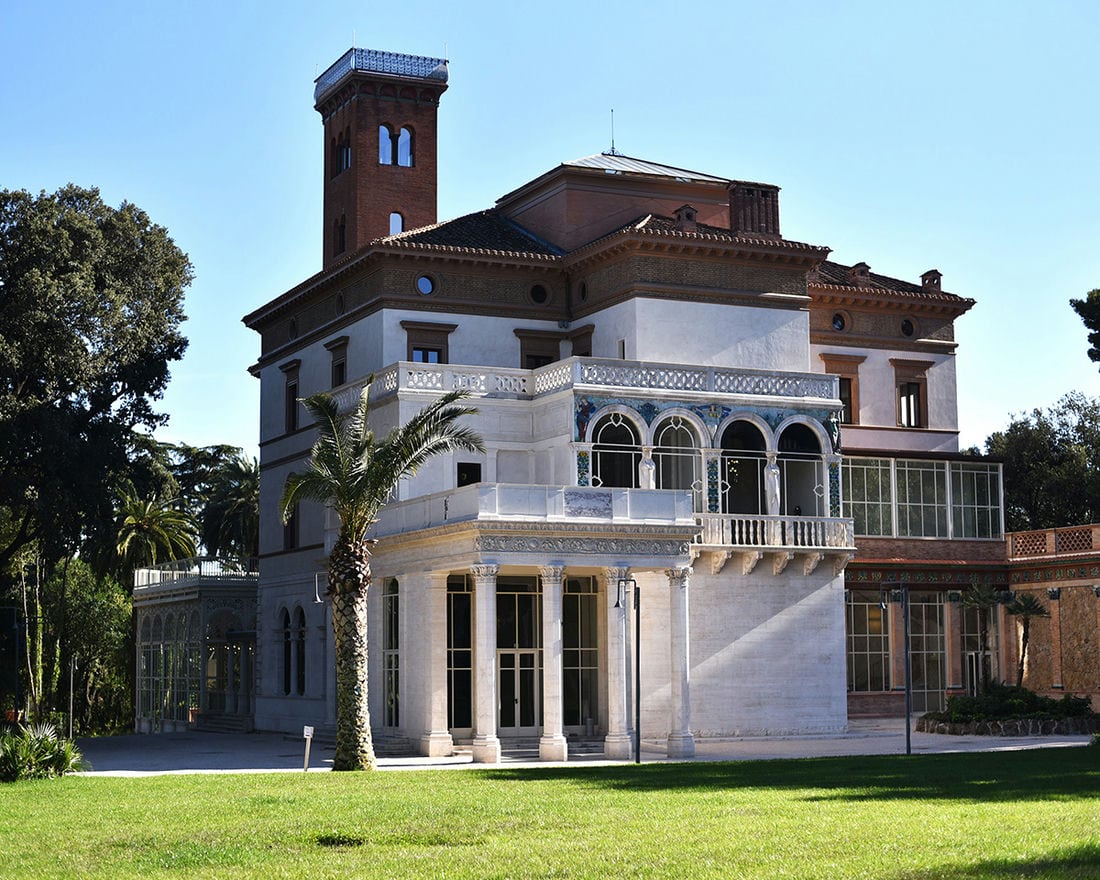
[[1016, 620, 1029, 688], [329, 539, 376, 771]]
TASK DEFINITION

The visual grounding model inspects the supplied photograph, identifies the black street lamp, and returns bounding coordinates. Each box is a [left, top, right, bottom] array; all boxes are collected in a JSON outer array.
[[616, 578, 641, 764], [882, 583, 912, 755]]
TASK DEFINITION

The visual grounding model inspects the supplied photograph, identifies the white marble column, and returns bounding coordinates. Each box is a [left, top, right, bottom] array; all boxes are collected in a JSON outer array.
[[539, 565, 568, 762], [471, 564, 501, 763], [420, 571, 454, 757], [602, 567, 633, 759], [666, 566, 695, 758]]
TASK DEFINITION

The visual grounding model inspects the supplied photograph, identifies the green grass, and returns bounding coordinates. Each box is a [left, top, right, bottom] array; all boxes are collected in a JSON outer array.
[[1, 749, 1098, 879]]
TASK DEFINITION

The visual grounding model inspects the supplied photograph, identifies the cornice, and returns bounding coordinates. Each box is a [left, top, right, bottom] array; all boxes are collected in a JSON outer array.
[[808, 283, 975, 317]]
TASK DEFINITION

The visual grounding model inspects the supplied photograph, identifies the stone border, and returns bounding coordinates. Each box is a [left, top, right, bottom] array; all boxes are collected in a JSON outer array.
[[916, 716, 1100, 736]]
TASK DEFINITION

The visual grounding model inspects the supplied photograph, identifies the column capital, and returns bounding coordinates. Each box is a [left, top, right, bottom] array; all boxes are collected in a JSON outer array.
[[471, 564, 499, 581], [538, 565, 566, 583], [601, 566, 632, 585], [664, 566, 693, 588]]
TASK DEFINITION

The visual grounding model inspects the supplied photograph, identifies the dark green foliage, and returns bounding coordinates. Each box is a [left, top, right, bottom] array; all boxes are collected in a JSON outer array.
[[0, 185, 191, 569], [929, 684, 1096, 724], [985, 392, 1100, 531], [1069, 288, 1100, 368], [0, 721, 86, 781]]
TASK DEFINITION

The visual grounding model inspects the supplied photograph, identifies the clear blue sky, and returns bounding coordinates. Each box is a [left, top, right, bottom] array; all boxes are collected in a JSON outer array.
[[4, 1, 1099, 456]]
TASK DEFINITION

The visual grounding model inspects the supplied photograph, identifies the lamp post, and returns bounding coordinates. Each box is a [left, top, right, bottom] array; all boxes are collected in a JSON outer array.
[[883, 584, 912, 756], [616, 578, 641, 764]]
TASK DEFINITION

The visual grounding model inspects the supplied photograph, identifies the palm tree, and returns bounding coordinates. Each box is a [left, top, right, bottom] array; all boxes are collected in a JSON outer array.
[[202, 453, 259, 560], [280, 381, 483, 771], [1006, 592, 1050, 688], [961, 584, 999, 692], [114, 483, 198, 586]]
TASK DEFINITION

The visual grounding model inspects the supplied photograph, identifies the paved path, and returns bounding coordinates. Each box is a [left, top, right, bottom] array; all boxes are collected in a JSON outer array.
[[75, 718, 1093, 777]]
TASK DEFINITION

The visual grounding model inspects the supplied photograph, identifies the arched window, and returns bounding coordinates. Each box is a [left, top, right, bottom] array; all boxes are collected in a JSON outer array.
[[397, 126, 414, 167], [281, 609, 291, 696], [334, 215, 346, 256], [383, 580, 399, 727], [591, 413, 641, 489], [340, 127, 351, 172], [777, 423, 824, 517], [378, 124, 396, 165], [653, 417, 700, 501], [389, 212, 404, 235], [294, 606, 306, 696], [720, 420, 767, 514]]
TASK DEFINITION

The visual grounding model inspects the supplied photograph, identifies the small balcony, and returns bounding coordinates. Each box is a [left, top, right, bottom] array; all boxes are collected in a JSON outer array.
[[693, 513, 855, 577]]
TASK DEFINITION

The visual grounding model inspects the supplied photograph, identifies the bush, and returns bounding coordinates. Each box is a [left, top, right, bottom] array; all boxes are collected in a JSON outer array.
[[927, 684, 1098, 724], [0, 721, 87, 782]]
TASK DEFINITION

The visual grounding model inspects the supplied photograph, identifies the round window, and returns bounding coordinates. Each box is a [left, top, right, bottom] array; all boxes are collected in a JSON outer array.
[[530, 284, 549, 305], [416, 275, 435, 296], [579, 282, 589, 302], [831, 313, 846, 332], [288, 318, 298, 340], [901, 318, 916, 337]]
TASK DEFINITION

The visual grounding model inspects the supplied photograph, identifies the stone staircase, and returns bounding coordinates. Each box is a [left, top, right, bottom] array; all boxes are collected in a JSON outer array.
[[193, 713, 254, 734]]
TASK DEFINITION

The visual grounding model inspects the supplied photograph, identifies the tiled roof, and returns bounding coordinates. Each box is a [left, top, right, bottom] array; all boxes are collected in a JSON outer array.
[[563, 153, 731, 184], [382, 210, 563, 257], [813, 260, 971, 304], [585, 214, 829, 254]]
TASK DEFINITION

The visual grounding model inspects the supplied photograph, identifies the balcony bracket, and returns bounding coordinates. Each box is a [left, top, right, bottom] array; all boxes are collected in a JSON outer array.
[[768, 550, 794, 576], [801, 552, 825, 576], [710, 550, 733, 576], [735, 550, 763, 576], [830, 552, 855, 577]]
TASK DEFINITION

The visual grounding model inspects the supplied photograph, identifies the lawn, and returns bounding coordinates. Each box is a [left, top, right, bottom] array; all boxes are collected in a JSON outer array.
[[1, 749, 1098, 879]]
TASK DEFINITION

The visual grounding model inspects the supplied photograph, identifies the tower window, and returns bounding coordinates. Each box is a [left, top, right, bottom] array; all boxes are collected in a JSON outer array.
[[389, 212, 404, 235], [334, 215, 346, 256], [379, 124, 396, 165], [397, 126, 414, 167]]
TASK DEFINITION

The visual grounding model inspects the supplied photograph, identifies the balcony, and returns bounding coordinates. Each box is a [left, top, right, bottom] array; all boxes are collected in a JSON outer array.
[[332, 356, 839, 411], [693, 513, 855, 577], [133, 557, 259, 591], [1007, 524, 1100, 560]]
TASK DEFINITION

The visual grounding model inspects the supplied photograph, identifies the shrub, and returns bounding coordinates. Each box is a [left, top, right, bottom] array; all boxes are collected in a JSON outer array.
[[0, 721, 87, 782], [927, 684, 1098, 724]]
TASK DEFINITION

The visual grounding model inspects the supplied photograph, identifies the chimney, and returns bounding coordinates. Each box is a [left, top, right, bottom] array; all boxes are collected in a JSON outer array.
[[729, 181, 781, 238], [673, 204, 698, 233], [921, 269, 942, 292], [848, 262, 871, 285]]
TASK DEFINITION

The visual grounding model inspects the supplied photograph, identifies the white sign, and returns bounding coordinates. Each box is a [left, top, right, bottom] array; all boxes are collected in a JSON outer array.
[[303, 725, 314, 739]]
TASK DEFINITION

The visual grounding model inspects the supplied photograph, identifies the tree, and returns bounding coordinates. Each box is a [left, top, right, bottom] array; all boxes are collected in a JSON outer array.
[[201, 452, 259, 559], [0, 185, 191, 571], [114, 483, 198, 587], [1006, 592, 1050, 688], [1069, 288, 1100, 368], [280, 382, 483, 771], [984, 392, 1100, 531], [961, 584, 999, 692]]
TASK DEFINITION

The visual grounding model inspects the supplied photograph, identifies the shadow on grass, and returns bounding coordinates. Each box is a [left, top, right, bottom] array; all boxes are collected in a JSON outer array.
[[905, 842, 1100, 879], [480, 748, 1100, 804]]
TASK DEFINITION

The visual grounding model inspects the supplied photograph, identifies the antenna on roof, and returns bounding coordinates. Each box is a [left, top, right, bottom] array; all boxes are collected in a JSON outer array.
[[606, 108, 622, 157], [352, 29, 356, 48]]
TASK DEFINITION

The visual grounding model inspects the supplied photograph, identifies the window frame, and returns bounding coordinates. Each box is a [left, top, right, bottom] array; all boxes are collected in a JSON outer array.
[[402, 320, 457, 365]]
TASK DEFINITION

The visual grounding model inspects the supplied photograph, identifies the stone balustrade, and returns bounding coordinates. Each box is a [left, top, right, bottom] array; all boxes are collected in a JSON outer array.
[[695, 514, 856, 550]]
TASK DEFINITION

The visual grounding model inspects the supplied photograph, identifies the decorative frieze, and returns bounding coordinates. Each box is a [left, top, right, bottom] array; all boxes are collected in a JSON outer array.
[[475, 534, 690, 557]]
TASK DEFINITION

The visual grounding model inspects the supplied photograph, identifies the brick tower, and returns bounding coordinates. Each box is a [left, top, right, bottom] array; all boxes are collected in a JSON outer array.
[[313, 48, 449, 269]]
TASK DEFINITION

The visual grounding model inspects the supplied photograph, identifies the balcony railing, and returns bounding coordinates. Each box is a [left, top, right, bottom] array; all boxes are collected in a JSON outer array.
[[1007, 524, 1100, 560], [332, 357, 839, 413], [695, 514, 856, 551], [133, 557, 259, 590]]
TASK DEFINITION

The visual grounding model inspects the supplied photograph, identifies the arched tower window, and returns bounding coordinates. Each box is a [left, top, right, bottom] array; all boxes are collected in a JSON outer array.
[[397, 126, 414, 167], [340, 127, 351, 172], [383, 580, 400, 728], [720, 420, 767, 515], [591, 413, 641, 489], [378, 124, 396, 165], [294, 606, 306, 696], [334, 215, 346, 256], [389, 212, 404, 235]]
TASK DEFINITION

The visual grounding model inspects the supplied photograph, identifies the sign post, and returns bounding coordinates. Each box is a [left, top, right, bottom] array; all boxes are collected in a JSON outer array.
[[303, 725, 314, 771]]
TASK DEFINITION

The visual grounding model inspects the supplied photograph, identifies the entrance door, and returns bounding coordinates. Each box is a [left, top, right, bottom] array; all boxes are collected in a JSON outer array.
[[496, 578, 542, 735], [498, 650, 540, 734]]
